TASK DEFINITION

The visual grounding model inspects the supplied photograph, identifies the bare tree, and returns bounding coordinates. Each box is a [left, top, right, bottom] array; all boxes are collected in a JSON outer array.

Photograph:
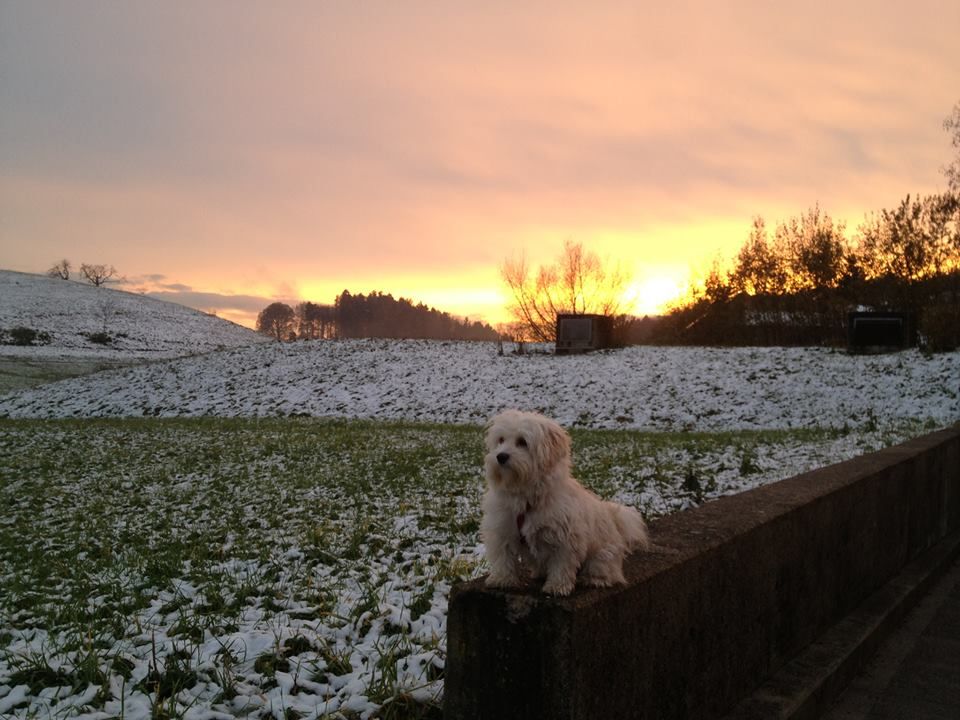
[[501, 239, 630, 342], [943, 100, 960, 193], [256, 302, 296, 341], [96, 295, 117, 336], [46, 259, 71, 280], [79, 263, 119, 287]]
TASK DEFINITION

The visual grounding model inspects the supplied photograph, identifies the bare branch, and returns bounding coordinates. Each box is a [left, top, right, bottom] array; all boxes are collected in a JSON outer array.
[[499, 240, 632, 341], [79, 263, 119, 287], [46, 259, 71, 280]]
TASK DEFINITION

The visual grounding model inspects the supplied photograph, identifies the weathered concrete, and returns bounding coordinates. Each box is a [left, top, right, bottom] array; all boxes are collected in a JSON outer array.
[[725, 529, 960, 719], [445, 425, 960, 720], [823, 551, 960, 720]]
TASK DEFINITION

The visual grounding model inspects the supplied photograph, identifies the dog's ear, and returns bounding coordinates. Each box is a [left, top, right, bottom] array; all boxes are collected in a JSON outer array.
[[483, 417, 495, 450], [535, 418, 571, 472], [483, 413, 505, 451]]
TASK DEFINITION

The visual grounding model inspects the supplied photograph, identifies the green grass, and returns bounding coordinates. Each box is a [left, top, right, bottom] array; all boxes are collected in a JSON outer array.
[[0, 416, 910, 718]]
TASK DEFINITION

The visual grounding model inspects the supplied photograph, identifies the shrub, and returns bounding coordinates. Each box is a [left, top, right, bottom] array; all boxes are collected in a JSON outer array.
[[10, 327, 38, 346], [6, 327, 51, 346], [86, 332, 112, 345]]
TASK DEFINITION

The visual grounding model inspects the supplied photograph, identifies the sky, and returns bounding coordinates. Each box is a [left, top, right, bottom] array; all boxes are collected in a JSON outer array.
[[2, 1, 958, 329]]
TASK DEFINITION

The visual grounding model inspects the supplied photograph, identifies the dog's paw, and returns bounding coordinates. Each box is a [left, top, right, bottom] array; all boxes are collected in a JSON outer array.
[[541, 577, 575, 596], [582, 575, 618, 588], [486, 571, 522, 589]]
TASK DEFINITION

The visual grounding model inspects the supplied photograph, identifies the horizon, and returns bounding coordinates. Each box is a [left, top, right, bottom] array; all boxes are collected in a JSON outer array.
[[2, 267, 675, 332], [2, 2, 958, 330]]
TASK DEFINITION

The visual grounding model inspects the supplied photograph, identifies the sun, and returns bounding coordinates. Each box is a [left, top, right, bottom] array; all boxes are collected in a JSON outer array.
[[623, 275, 688, 316]]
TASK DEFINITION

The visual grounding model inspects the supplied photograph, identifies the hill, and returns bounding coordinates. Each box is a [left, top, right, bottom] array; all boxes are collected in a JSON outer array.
[[0, 269, 268, 389], [0, 270, 267, 357], [1, 339, 957, 436]]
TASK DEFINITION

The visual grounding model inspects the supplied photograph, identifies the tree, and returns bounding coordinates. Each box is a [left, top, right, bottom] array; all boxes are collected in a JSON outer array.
[[701, 256, 734, 304], [330, 290, 498, 340], [501, 239, 630, 342], [856, 194, 955, 282], [295, 301, 338, 339], [943, 100, 960, 193], [46, 259, 71, 280], [256, 302, 296, 341], [729, 217, 786, 296], [729, 209, 849, 296], [80, 263, 119, 287], [296, 301, 325, 339], [775, 205, 849, 292]]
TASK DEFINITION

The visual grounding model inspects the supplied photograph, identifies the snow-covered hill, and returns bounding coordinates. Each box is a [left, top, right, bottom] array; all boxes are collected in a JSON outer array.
[[0, 269, 267, 359], [1, 338, 957, 433]]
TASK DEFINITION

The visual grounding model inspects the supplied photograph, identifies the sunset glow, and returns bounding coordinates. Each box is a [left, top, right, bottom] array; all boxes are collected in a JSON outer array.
[[1, 2, 957, 330], [625, 275, 691, 317]]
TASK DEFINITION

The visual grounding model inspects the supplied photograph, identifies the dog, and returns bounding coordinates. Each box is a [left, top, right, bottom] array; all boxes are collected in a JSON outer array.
[[480, 409, 649, 596]]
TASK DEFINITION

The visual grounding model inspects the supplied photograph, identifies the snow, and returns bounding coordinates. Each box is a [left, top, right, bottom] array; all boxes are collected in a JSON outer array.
[[0, 339, 957, 433], [0, 269, 267, 360]]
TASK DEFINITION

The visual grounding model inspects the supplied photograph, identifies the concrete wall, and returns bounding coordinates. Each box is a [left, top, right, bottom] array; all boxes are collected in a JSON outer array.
[[445, 425, 960, 720]]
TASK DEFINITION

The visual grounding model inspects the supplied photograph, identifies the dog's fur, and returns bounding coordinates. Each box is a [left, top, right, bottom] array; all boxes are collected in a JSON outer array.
[[480, 409, 649, 596]]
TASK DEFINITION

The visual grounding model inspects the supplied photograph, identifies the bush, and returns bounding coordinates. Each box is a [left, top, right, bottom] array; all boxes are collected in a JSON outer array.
[[10, 327, 38, 346], [919, 304, 960, 353], [86, 331, 112, 345], [5, 327, 51, 346]]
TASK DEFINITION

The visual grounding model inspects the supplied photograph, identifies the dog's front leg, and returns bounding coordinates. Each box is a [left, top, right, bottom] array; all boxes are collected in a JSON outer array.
[[540, 548, 579, 596], [484, 534, 525, 588], [486, 540, 524, 587]]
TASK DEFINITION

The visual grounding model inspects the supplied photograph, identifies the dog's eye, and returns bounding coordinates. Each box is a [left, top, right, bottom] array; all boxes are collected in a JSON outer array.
[[498, 437, 505, 445], [516, 437, 527, 448]]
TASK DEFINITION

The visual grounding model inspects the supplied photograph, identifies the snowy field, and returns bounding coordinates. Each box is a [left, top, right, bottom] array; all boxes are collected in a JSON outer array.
[[1, 339, 958, 431], [1, 338, 959, 719], [1, 418, 477, 720]]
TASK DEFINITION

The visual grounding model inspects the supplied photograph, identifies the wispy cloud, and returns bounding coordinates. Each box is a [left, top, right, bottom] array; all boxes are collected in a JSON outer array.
[[145, 290, 274, 315]]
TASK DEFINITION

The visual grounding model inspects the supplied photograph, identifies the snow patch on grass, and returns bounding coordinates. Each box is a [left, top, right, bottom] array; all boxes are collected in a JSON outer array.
[[0, 341, 957, 434]]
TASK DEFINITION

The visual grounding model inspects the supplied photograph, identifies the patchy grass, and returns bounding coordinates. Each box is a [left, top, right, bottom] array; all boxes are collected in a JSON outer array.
[[0, 356, 134, 393], [0, 416, 919, 718]]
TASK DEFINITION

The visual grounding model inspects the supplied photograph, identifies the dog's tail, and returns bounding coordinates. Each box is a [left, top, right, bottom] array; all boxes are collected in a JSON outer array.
[[615, 505, 650, 551]]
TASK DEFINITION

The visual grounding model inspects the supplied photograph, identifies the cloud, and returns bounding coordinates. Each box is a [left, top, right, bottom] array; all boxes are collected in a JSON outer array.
[[1, 1, 958, 323], [115, 275, 279, 319], [146, 290, 275, 315]]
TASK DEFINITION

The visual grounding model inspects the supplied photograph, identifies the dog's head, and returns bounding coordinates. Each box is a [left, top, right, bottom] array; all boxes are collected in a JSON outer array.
[[483, 410, 571, 494]]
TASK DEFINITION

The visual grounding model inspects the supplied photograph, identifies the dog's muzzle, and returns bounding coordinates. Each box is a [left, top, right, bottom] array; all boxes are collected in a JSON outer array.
[[496, 452, 510, 466]]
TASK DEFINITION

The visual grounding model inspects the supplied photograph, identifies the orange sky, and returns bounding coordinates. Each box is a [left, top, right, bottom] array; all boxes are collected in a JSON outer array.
[[2, 1, 958, 329]]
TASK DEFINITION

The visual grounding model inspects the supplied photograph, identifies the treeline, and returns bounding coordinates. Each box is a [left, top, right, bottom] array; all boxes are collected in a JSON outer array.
[[654, 192, 960, 351], [257, 290, 499, 342]]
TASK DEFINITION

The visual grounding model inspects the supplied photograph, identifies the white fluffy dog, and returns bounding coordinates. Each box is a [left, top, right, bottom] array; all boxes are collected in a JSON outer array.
[[481, 409, 649, 596]]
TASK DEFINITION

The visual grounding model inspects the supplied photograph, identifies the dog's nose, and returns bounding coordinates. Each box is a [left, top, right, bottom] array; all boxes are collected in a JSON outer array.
[[496, 452, 510, 466]]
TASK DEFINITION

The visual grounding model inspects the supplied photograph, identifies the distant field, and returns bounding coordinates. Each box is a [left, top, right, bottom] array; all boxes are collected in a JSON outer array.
[[0, 416, 910, 719], [0, 357, 134, 393]]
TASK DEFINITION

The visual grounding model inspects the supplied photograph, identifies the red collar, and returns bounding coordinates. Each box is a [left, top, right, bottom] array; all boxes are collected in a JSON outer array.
[[516, 503, 533, 533]]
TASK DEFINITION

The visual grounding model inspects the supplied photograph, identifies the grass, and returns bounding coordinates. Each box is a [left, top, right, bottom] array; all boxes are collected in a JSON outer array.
[[0, 416, 915, 718], [0, 357, 132, 393]]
